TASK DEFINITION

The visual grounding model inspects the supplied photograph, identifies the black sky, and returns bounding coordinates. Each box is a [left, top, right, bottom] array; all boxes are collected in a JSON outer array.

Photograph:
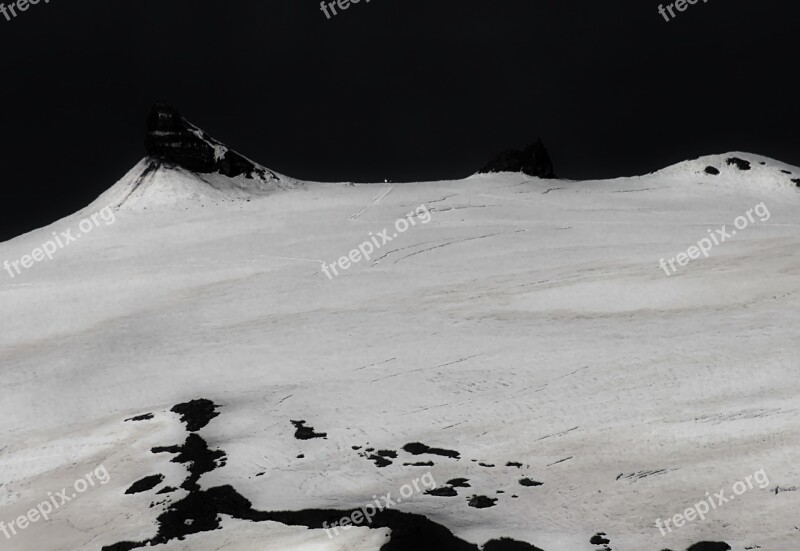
[[1, 0, 798, 241]]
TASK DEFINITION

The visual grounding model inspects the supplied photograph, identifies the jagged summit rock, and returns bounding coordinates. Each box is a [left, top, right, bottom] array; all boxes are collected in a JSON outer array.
[[478, 139, 556, 179], [87, 104, 296, 211], [145, 102, 275, 180]]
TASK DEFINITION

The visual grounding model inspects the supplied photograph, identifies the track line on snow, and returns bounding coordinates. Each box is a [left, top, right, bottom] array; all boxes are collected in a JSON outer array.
[[535, 426, 580, 442], [355, 357, 397, 371], [393, 231, 526, 264], [369, 354, 482, 383], [371, 238, 452, 264], [611, 186, 669, 193], [348, 186, 394, 221]]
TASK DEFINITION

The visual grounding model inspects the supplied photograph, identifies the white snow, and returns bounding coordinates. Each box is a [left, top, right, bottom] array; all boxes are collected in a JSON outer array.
[[0, 152, 798, 551], [85, 158, 298, 212]]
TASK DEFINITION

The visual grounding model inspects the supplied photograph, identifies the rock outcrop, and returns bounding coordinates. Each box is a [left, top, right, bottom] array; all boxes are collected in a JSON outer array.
[[145, 102, 276, 180], [479, 139, 556, 179]]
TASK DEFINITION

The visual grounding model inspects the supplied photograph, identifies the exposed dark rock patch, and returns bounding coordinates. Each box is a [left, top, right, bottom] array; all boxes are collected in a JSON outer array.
[[104, 399, 734, 551], [479, 462, 495, 468], [403, 442, 460, 459], [467, 495, 498, 509], [686, 543, 731, 551], [145, 103, 276, 181], [171, 399, 219, 432], [366, 454, 393, 468], [506, 462, 523, 468], [151, 444, 181, 454], [156, 486, 177, 495], [483, 538, 545, 551], [704, 166, 720, 175], [125, 475, 165, 495], [792, 178, 800, 187], [426, 486, 459, 497], [125, 413, 154, 422], [519, 478, 543, 487], [290, 420, 327, 440], [447, 478, 471, 488], [104, 400, 544, 551], [590, 533, 610, 545], [781, 170, 792, 174], [404, 461, 435, 467], [359, 449, 398, 468], [152, 433, 227, 492], [478, 138, 556, 179], [425, 478, 471, 497], [726, 157, 751, 171]]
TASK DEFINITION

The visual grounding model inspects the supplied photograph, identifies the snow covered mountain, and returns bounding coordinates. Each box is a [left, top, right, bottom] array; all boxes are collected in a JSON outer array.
[[88, 104, 298, 212], [0, 120, 798, 551]]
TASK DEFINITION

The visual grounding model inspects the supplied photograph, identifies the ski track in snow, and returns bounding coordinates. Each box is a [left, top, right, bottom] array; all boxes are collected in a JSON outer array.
[[348, 186, 394, 221]]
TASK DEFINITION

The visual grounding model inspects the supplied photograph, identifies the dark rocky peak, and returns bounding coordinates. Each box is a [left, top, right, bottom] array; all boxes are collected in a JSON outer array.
[[479, 138, 556, 179], [144, 102, 276, 181]]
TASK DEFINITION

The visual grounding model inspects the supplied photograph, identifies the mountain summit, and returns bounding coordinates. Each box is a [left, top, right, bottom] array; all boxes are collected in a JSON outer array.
[[478, 138, 556, 179], [89, 104, 296, 212], [144, 103, 276, 180]]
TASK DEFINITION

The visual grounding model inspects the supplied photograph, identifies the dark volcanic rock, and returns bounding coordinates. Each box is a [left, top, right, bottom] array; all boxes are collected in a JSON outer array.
[[125, 475, 165, 495], [686, 543, 731, 551], [467, 495, 498, 509], [104, 398, 734, 551], [447, 478, 471, 488], [483, 538, 545, 551], [290, 420, 327, 440], [145, 102, 275, 180], [402, 442, 460, 459], [479, 139, 556, 179], [124, 413, 154, 422], [726, 157, 751, 171], [426, 486, 459, 497], [704, 166, 720, 175], [171, 399, 219, 432], [519, 478, 543, 487]]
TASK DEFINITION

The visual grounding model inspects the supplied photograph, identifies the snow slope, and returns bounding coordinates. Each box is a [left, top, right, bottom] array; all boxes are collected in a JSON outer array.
[[0, 152, 798, 551], [85, 157, 298, 212]]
